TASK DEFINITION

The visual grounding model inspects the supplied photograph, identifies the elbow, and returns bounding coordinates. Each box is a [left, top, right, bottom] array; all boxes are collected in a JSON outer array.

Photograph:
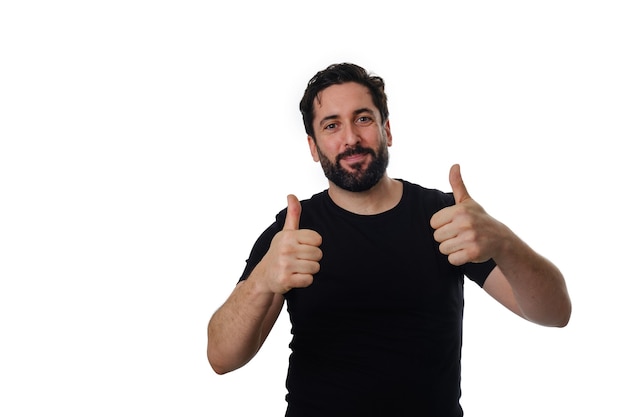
[[207, 321, 235, 375], [553, 274, 572, 328], [209, 362, 231, 376], [542, 297, 572, 328], [207, 345, 235, 375], [555, 302, 572, 328], [551, 314, 570, 328], [535, 284, 573, 328], [208, 351, 232, 375], [522, 296, 572, 328], [209, 358, 246, 376], [207, 342, 248, 375], [554, 292, 572, 328]]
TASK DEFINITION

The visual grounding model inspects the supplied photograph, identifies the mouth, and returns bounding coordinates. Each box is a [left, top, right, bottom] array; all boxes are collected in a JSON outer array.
[[341, 152, 369, 164], [339, 152, 373, 172], [337, 145, 375, 165]]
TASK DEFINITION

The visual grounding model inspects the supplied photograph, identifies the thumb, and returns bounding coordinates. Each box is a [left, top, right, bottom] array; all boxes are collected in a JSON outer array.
[[449, 164, 471, 204], [283, 194, 301, 230]]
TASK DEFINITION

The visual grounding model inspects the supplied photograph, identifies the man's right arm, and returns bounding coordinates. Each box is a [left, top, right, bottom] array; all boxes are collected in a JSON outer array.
[[207, 277, 285, 375], [207, 195, 322, 374]]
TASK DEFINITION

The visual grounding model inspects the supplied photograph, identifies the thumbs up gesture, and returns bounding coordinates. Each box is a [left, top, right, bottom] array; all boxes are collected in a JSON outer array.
[[430, 165, 506, 266], [258, 195, 323, 294]]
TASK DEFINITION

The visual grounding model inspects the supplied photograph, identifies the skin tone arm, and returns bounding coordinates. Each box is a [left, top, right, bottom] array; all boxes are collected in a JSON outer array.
[[431, 164, 571, 327], [207, 283, 284, 375], [207, 195, 323, 374]]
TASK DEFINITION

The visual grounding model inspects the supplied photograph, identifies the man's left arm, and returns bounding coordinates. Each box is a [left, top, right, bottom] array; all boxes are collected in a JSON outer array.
[[431, 164, 571, 327], [481, 238, 570, 327]]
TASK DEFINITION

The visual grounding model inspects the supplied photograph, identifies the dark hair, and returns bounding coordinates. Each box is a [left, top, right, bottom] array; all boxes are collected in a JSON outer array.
[[299, 63, 389, 140]]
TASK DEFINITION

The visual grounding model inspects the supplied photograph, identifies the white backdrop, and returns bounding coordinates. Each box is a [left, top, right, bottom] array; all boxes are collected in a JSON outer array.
[[1, 1, 624, 415]]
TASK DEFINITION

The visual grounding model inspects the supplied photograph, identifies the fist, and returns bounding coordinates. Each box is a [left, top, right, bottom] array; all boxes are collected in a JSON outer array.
[[263, 195, 323, 294], [430, 165, 504, 266]]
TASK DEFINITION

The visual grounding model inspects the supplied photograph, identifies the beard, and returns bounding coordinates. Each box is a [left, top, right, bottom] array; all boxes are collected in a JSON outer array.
[[316, 140, 389, 192]]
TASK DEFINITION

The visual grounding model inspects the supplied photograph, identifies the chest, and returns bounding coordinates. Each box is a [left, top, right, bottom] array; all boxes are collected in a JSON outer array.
[[286, 211, 463, 325]]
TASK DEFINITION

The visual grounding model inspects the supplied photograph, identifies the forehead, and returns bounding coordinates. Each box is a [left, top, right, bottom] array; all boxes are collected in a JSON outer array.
[[313, 82, 375, 119]]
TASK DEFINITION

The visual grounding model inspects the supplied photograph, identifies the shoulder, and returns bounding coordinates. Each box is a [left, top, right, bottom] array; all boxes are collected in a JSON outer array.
[[398, 179, 454, 215], [300, 190, 328, 209], [274, 190, 328, 227]]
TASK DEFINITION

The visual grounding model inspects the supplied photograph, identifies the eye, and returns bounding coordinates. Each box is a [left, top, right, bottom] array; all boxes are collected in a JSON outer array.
[[323, 122, 338, 131], [356, 115, 373, 125]]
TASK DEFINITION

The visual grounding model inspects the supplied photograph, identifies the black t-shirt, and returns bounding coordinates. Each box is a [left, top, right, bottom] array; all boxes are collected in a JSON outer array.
[[239, 180, 496, 416]]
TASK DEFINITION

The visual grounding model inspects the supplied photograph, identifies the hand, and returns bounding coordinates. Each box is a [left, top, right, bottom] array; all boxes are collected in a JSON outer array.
[[430, 165, 506, 266], [259, 194, 323, 294]]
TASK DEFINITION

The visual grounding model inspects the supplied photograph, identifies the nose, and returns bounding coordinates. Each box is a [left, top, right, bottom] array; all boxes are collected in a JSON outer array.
[[343, 123, 360, 148]]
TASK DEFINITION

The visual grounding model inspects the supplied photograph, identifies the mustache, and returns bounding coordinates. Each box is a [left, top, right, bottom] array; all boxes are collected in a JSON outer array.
[[336, 145, 376, 163]]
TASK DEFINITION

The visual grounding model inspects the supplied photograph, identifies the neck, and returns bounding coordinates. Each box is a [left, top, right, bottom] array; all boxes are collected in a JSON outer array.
[[328, 175, 403, 215]]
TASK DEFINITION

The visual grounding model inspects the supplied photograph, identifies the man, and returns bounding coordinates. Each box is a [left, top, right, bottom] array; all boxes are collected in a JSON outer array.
[[207, 63, 571, 416]]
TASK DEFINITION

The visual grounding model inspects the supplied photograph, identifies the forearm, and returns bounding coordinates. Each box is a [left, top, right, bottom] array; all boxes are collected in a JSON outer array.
[[207, 202, 321, 374], [207, 276, 281, 374], [493, 229, 571, 327]]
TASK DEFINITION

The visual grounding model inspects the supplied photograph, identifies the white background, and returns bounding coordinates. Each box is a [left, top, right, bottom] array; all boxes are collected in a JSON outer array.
[[1, 1, 624, 415]]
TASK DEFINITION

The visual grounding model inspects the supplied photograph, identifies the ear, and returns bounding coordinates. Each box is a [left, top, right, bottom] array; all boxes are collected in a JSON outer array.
[[384, 120, 392, 146], [307, 135, 320, 162]]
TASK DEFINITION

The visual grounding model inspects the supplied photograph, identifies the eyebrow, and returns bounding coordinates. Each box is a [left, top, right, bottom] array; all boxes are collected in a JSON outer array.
[[317, 107, 376, 128]]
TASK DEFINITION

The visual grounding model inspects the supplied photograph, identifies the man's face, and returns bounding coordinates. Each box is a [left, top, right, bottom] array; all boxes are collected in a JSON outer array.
[[307, 82, 392, 192]]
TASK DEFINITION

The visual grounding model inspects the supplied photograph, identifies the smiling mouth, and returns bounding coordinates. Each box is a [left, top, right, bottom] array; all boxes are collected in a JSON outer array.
[[336, 145, 375, 169], [339, 153, 372, 171], [342, 153, 368, 163]]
